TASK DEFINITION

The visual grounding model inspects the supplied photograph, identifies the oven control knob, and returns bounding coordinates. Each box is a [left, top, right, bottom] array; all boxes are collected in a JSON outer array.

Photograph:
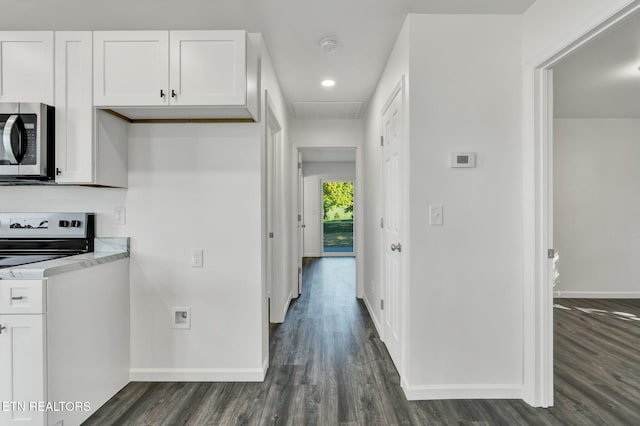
[[71, 220, 82, 228], [59, 220, 70, 228]]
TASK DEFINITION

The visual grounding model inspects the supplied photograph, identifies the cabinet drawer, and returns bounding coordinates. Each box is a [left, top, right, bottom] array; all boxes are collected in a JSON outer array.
[[0, 280, 45, 314]]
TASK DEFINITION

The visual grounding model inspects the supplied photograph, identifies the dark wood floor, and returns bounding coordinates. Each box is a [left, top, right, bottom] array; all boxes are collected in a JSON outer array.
[[85, 258, 640, 425]]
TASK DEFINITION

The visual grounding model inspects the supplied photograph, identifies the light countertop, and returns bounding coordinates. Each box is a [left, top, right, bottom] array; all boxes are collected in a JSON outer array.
[[0, 237, 130, 280]]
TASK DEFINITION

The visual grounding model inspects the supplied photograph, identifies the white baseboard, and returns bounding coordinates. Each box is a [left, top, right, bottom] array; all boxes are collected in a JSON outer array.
[[554, 291, 640, 299], [129, 367, 266, 382], [401, 382, 522, 401], [362, 294, 383, 339]]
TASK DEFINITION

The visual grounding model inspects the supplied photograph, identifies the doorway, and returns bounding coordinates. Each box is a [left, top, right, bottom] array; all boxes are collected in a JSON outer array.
[[297, 147, 358, 296], [322, 180, 355, 255], [529, 3, 640, 408]]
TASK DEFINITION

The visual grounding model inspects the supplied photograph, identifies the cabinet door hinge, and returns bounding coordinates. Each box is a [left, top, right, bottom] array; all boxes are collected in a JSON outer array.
[[298, 214, 302, 222], [380, 299, 384, 310], [548, 249, 555, 259], [380, 217, 384, 228], [380, 136, 384, 146], [269, 232, 274, 238]]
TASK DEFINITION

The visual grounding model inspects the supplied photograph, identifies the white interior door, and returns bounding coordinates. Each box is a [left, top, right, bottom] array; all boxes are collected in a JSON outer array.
[[381, 79, 404, 371], [266, 121, 274, 312], [297, 151, 304, 295]]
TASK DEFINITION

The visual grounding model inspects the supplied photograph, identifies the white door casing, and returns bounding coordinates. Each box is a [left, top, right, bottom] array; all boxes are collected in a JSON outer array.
[[381, 78, 404, 370]]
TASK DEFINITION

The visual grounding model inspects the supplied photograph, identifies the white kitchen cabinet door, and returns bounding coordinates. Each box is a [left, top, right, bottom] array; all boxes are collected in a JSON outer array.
[[55, 31, 94, 183], [169, 30, 246, 106], [0, 32, 54, 105], [0, 315, 45, 425], [94, 31, 169, 106]]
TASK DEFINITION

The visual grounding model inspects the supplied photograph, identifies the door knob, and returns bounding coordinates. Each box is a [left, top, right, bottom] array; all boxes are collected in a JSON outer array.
[[391, 243, 402, 252]]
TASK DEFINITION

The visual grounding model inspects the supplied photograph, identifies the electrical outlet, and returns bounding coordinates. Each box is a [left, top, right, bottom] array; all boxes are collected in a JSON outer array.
[[172, 307, 191, 329], [114, 206, 126, 225], [191, 249, 203, 268]]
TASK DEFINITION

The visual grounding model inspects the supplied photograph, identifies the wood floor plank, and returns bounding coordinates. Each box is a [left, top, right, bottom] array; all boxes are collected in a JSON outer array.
[[85, 260, 640, 425]]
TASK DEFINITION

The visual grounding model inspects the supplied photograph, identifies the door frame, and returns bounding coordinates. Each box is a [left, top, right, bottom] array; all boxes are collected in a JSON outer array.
[[265, 92, 284, 324], [320, 177, 356, 258], [295, 146, 364, 298], [524, 1, 640, 407]]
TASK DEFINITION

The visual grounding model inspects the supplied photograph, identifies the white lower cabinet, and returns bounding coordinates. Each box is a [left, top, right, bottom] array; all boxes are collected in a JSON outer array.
[[0, 313, 46, 426], [0, 258, 130, 425]]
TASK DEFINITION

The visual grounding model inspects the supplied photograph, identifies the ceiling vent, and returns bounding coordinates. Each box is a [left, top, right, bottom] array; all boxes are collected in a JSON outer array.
[[294, 102, 364, 119], [319, 37, 338, 54]]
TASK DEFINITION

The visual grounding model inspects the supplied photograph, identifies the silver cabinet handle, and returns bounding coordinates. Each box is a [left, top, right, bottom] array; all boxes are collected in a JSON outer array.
[[2, 114, 24, 164], [11, 296, 24, 300], [391, 243, 402, 252], [0, 325, 6, 334]]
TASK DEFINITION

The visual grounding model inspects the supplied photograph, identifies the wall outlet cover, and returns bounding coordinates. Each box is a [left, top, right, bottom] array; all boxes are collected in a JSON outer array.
[[114, 206, 126, 225], [172, 307, 191, 329]]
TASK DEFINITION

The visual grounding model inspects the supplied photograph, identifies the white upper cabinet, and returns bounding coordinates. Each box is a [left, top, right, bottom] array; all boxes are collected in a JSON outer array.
[[55, 31, 94, 184], [0, 32, 54, 105], [169, 30, 246, 106], [93, 31, 169, 106], [56, 32, 128, 187], [93, 30, 258, 120]]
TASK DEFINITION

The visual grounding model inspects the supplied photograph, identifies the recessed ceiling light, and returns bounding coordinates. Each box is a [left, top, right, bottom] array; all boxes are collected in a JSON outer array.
[[321, 79, 336, 87]]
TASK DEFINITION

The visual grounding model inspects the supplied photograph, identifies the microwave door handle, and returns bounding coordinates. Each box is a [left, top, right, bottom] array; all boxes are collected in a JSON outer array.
[[2, 114, 21, 164]]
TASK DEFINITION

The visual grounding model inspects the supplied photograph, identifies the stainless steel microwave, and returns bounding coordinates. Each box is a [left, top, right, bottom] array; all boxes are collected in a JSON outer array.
[[0, 103, 54, 181]]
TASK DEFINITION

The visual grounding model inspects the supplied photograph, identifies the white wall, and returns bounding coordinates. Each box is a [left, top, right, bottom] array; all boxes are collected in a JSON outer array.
[[291, 119, 364, 148], [364, 14, 523, 400], [523, 0, 635, 64], [302, 161, 356, 256], [0, 35, 289, 382], [126, 123, 264, 379], [554, 119, 640, 297], [405, 14, 523, 399]]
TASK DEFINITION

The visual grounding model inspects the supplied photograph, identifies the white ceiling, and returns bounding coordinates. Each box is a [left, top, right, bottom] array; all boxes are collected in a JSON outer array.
[[1, 0, 535, 119], [554, 11, 640, 118], [300, 148, 356, 163]]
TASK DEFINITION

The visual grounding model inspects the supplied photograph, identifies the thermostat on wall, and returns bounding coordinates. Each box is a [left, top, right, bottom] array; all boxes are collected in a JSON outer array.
[[450, 152, 476, 168]]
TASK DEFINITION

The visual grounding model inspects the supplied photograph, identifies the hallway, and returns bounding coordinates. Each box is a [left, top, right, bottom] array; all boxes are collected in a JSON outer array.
[[85, 258, 639, 425]]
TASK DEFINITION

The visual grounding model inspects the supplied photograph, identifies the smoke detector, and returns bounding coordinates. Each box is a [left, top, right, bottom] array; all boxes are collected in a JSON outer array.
[[320, 37, 339, 54]]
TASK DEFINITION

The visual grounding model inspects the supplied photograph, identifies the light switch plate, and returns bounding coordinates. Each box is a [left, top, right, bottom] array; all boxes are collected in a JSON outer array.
[[191, 249, 203, 268], [430, 205, 443, 226]]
